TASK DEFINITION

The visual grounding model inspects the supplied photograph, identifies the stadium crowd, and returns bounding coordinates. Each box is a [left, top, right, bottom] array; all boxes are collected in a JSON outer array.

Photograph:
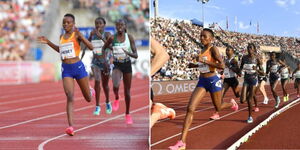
[[0, 0, 50, 61], [74, 0, 149, 34], [151, 17, 300, 81]]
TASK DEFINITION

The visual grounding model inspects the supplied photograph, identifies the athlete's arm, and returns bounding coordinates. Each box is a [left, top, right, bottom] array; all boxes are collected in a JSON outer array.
[[206, 46, 225, 69], [151, 38, 169, 76], [37, 36, 59, 52], [230, 59, 240, 74], [104, 32, 113, 50], [266, 60, 271, 75], [256, 58, 265, 75], [240, 56, 245, 70], [75, 27, 94, 50], [124, 34, 138, 59]]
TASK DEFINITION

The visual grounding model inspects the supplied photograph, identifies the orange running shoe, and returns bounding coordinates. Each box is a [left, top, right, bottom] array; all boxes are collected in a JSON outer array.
[[152, 103, 176, 120]]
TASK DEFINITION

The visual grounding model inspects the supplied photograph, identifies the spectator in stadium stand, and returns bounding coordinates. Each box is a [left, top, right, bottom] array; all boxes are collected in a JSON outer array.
[[81, 17, 113, 116], [102, 19, 138, 124], [240, 43, 264, 123], [266, 52, 282, 108], [169, 28, 238, 150], [292, 63, 300, 98], [150, 18, 300, 81], [37, 13, 95, 136], [150, 38, 176, 128]]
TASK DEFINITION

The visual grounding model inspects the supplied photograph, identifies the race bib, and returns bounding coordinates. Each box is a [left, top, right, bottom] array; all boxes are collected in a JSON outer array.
[[59, 42, 76, 60], [198, 62, 210, 73], [224, 68, 231, 78], [281, 68, 289, 78], [244, 64, 256, 74], [270, 65, 278, 73], [113, 45, 127, 60], [92, 40, 104, 55], [295, 71, 300, 78]]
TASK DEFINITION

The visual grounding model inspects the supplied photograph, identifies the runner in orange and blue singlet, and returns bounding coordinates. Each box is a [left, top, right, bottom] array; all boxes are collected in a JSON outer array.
[[169, 28, 238, 150], [38, 13, 95, 136]]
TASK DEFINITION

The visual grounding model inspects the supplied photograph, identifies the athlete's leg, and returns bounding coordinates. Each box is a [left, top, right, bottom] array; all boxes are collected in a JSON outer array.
[[76, 76, 92, 102], [63, 77, 75, 126], [180, 87, 206, 143]]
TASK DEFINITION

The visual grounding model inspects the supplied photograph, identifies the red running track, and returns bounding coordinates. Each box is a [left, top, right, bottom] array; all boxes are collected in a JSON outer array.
[[151, 82, 299, 149], [0, 78, 149, 150]]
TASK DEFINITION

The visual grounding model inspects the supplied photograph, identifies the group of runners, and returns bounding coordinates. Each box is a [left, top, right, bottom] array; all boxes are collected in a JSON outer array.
[[38, 13, 138, 136]]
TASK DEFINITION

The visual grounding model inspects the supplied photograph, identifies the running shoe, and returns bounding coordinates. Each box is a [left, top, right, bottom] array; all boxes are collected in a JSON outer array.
[[275, 96, 280, 108], [231, 99, 239, 111], [283, 96, 287, 102], [152, 103, 176, 120], [125, 114, 133, 124], [253, 107, 259, 112], [93, 106, 101, 115], [169, 140, 186, 150], [65, 126, 74, 136], [247, 117, 253, 123], [106, 102, 112, 114], [210, 112, 220, 120], [112, 100, 119, 111], [263, 98, 269, 104]]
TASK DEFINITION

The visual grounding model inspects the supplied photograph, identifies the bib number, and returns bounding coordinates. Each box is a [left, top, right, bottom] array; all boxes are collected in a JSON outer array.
[[198, 62, 210, 73], [92, 40, 104, 55], [60, 42, 76, 60], [113, 46, 127, 60], [224, 68, 231, 78], [244, 64, 256, 74], [270, 65, 278, 73]]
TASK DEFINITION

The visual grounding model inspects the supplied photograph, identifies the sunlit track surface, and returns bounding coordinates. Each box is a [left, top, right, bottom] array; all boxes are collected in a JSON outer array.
[[151, 83, 298, 149]]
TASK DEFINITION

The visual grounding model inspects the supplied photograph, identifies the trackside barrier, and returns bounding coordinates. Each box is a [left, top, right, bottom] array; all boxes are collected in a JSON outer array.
[[0, 61, 58, 85], [227, 98, 300, 150]]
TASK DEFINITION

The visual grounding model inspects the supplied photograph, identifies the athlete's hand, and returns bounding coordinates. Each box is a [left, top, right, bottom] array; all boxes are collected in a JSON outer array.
[[198, 57, 206, 64], [122, 48, 129, 55], [91, 29, 102, 40], [37, 36, 49, 44], [188, 63, 198, 68]]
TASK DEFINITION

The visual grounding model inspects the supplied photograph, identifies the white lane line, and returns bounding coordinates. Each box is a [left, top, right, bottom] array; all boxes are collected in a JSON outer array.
[[228, 97, 300, 150], [0, 92, 147, 130], [0, 97, 78, 114], [0, 94, 63, 106], [0, 88, 62, 99], [151, 107, 248, 147], [0, 86, 147, 114], [37, 105, 148, 150], [155, 90, 278, 123], [151, 91, 297, 147], [0, 81, 146, 99], [157, 106, 214, 123]]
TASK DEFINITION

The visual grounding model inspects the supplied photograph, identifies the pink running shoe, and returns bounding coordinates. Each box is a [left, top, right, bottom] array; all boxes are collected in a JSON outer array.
[[125, 114, 133, 124], [169, 140, 186, 150], [253, 107, 259, 112], [231, 99, 239, 111], [113, 100, 119, 111], [65, 127, 74, 136], [210, 112, 220, 120]]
